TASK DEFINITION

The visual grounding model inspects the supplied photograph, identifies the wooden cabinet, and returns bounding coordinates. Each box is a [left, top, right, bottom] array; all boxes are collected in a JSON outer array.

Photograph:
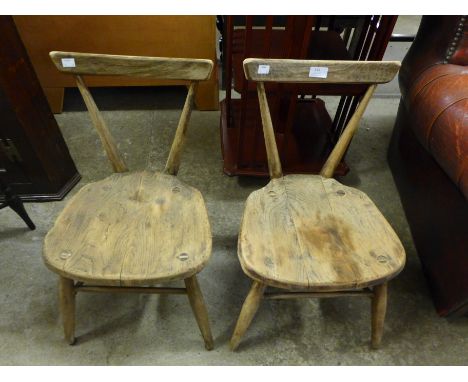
[[0, 16, 80, 201], [13, 16, 219, 113]]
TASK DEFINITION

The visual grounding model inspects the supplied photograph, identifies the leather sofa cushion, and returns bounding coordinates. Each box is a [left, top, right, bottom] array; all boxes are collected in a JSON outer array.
[[406, 64, 468, 198]]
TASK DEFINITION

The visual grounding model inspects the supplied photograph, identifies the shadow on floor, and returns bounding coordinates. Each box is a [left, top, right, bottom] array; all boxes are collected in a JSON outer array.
[[63, 86, 187, 112]]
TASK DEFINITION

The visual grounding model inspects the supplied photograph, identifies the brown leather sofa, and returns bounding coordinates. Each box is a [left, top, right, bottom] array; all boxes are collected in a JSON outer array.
[[388, 16, 468, 317]]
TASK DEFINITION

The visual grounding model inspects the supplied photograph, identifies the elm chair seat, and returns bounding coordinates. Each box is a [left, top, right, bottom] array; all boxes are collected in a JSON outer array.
[[239, 174, 405, 291], [44, 171, 211, 286]]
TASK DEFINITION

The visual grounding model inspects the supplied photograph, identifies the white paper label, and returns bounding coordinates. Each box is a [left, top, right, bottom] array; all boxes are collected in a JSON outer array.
[[257, 64, 270, 75], [309, 66, 328, 78], [61, 58, 76, 68]]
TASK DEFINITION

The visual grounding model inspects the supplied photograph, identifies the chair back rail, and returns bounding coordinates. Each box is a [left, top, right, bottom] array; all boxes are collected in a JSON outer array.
[[49, 51, 213, 81], [243, 58, 400, 84]]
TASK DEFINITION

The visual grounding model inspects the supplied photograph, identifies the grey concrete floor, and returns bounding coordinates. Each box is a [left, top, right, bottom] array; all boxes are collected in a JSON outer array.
[[1, 85, 467, 365]]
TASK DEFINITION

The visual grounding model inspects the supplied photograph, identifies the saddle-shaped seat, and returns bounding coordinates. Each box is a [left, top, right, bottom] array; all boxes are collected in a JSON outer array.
[[239, 174, 405, 291], [44, 171, 211, 286]]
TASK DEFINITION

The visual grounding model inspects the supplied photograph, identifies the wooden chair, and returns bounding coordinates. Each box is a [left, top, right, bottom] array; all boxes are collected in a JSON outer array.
[[230, 58, 405, 350], [43, 51, 214, 349]]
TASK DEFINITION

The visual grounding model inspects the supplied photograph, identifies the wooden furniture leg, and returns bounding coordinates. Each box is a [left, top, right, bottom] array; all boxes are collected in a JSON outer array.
[[371, 282, 388, 349], [44, 87, 64, 114], [230, 280, 266, 351], [59, 276, 76, 345], [194, 71, 219, 111], [0, 179, 35, 230], [184, 275, 214, 350]]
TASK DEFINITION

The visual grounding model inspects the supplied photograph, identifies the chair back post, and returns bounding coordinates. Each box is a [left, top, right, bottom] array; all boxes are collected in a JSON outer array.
[[75, 74, 129, 173], [256, 82, 283, 179], [320, 84, 376, 178], [49, 51, 213, 175], [164, 81, 197, 175]]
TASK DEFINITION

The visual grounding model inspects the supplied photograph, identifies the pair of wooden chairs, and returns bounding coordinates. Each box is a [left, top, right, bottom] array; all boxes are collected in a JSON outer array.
[[43, 52, 405, 351]]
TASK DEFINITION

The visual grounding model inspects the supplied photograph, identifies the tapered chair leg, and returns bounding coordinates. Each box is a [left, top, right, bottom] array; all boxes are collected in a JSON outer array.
[[371, 282, 388, 349], [230, 280, 266, 351], [59, 276, 76, 345], [184, 275, 214, 350]]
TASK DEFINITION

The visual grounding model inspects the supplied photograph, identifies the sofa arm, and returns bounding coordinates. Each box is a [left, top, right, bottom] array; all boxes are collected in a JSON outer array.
[[403, 64, 468, 198], [399, 16, 467, 99]]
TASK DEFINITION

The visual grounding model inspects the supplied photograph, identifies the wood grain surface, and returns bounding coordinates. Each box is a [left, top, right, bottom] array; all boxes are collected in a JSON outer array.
[[50, 51, 214, 81], [238, 175, 405, 291], [243, 58, 400, 84], [43, 171, 212, 286]]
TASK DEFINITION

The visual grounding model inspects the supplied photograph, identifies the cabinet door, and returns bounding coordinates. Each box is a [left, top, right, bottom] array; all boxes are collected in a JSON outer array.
[[0, 16, 80, 201], [0, 86, 33, 188]]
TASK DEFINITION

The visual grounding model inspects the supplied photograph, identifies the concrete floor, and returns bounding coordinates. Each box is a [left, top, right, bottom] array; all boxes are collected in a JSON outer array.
[[1, 16, 467, 365]]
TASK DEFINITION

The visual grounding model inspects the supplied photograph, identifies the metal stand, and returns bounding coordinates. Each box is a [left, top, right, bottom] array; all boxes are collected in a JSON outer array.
[[0, 178, 35, 230]]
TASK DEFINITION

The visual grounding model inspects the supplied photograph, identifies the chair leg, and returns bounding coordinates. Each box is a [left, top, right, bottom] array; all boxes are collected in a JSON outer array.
[[59, 276, 76, 345], [184, 275, 214, 350], [230, 280, 266, 351], [371, 282, 388, 349]]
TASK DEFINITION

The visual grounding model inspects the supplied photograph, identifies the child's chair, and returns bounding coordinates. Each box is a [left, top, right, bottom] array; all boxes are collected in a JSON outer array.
[[230, 58, 405, 350], [43, 51, 214, 349]]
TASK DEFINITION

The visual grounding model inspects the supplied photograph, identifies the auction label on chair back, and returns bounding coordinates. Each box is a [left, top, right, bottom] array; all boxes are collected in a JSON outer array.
[[257, 64, 270, 75], [309, 66, 328, 78], [61, 58, 76, 68]]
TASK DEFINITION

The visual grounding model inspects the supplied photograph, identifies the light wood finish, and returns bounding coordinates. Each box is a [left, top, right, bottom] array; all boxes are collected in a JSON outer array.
[[164, 82, 197, 175], [44, 54, 214, 348], [230, 281, 266, 351], [14, 16, 219, 111], [185, 275, 214, 350], [50, 51, 213, 81], [75, 75, 128, 173], [243, 58, 401, 84], [59, 277, 76, 345], [320, 85, 376, 178], [43, 87, 64, 114], [264, 290, 373, 300], [230, 59, 404, 350], [257, 82, 283, 179], [76, 286, 187, 295], [371, 282, 388, 349], [238, 175, 405, 290], [44, 171, 211, 286]]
